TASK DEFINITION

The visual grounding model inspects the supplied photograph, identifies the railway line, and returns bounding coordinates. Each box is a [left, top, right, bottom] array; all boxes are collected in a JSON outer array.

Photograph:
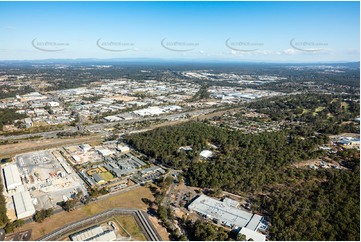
[[37, 208, 161, 241], [135, 210, 161, 241]]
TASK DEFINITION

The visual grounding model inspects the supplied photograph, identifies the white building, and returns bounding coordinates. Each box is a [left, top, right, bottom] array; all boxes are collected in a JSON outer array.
[[13, 191, 36, 219], [70, 225, 116, 241], [47, 101, 60, 107], [200, 150, 213, 159], [96, 148, 114, 157], [238, 227, 266, 241], [188, 194, 263, 229], [2, 164, 23, 191], [117, 144, 130, 153], [24, 118, 33, 128]]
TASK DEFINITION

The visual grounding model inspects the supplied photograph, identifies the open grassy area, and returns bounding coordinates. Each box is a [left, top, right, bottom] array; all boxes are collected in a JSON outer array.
[[0, 135, 102, 159], [114, 215, 146, 241], [14, 186, 154, 240], [100, 171, 114, 181]]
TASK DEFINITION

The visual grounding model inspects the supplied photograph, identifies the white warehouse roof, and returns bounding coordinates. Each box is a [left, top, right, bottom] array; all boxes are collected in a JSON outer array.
[[2, 164, 22, 191], [246, 214, 263, 231], [189, 194, 262, 229], [200, 150, 213, 159], [13, 191, 36, 219], [239, 227, 266, 241], [70, 225, 111, 241]]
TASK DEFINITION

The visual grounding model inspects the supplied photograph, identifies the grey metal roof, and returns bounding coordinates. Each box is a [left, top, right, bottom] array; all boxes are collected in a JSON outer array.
[[92, 173, 104, 183], [189, 194, 259, 228]]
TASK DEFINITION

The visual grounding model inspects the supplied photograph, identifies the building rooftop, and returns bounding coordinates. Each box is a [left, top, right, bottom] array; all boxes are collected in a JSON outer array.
[[239, 227, 266, 241], [200, 150, 213, 159], [2, 164, 23, 191], [189, 194, 262, 229], [13, 191, 36, 219]]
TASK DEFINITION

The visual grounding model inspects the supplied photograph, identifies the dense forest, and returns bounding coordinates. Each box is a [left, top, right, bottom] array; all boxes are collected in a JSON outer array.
[[0, 85, 35, 100], [0, 109, 27, 130]]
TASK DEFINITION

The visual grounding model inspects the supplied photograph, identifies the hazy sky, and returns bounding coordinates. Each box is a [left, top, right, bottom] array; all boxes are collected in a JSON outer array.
[[0, 1, 359, 62]]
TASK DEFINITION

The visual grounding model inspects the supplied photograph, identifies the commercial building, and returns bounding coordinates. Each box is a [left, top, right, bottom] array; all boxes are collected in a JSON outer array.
[[13, 191, 36, 219], [188, 194, 263, 229], [2, 164, 23, 191]]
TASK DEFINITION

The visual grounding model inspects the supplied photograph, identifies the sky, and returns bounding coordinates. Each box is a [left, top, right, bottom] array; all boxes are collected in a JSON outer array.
[[0, 1, 359, 62]]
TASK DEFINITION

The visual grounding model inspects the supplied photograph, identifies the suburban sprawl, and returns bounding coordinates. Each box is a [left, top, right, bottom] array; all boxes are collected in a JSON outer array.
[[0, 61, 359, 241]]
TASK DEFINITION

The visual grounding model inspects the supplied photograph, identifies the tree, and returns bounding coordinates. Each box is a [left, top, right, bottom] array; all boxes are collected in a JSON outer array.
[[33, 209, 53, 222], [237, 233, 247, 241], [63, 199, 77, 212]]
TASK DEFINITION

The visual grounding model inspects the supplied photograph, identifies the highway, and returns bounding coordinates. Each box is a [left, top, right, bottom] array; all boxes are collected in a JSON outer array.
[[0, 108, 217, 141]]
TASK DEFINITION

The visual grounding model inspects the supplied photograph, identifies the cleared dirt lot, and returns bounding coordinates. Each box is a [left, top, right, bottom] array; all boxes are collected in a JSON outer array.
[[14, 186, 154, 240], [0, 135, 102, 159]]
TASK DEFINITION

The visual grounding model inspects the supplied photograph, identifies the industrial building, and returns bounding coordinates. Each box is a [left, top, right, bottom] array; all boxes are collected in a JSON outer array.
[[140, 166, 166, 176], [92, 173, 105, 184], [238, 227, 266, 241], [12, 191, 36, 219], [2, 164, 23, 191], [70, 225, 116, 241], [188, 194, 263, 230]]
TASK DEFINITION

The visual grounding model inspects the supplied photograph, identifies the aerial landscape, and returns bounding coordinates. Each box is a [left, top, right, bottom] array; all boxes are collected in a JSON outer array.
[[0, 1, 359, 241]]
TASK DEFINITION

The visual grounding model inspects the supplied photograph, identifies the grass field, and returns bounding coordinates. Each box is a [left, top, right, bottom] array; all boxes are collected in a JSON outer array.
[[14, 186, 154, 240], [0, 135, 102, 159], [100, 171, 114, 181], [114, 215, 146, 240]]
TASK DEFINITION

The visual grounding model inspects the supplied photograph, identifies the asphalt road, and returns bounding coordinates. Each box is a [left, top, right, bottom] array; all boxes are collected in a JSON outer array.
[[0, 108, 217, 141]]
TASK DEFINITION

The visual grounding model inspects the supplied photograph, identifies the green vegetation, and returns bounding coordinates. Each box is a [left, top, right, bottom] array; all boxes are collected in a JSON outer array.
[[259, 167, 360, 240], [33, 208, 54, 223], [0, 109, 26, 130], [248, 94, 360, 134], [0, 175, 8, 227], [114, 215, 146, 240], [4, 219, 24, 233], [191, 85, 210, 101], [124, 121, 327, 175], [0, 85, 35, 99], [184, 220, 231, 241], [99, 171, 114, 181]]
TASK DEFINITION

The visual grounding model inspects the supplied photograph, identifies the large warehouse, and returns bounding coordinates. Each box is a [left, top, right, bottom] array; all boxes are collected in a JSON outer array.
[[70, 225, 116, 241], [188, 194, 263, 230], [12, 191, 36, 219], [2, 164, 22, 191]]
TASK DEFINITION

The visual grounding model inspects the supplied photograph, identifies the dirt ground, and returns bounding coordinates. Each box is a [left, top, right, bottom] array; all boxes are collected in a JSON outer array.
[[0, 135, 102, 159], [329, 133, 360, 139], [14, 186, 155, 240], [293, 158, 322, 168], [148, 215, 170, 241]]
